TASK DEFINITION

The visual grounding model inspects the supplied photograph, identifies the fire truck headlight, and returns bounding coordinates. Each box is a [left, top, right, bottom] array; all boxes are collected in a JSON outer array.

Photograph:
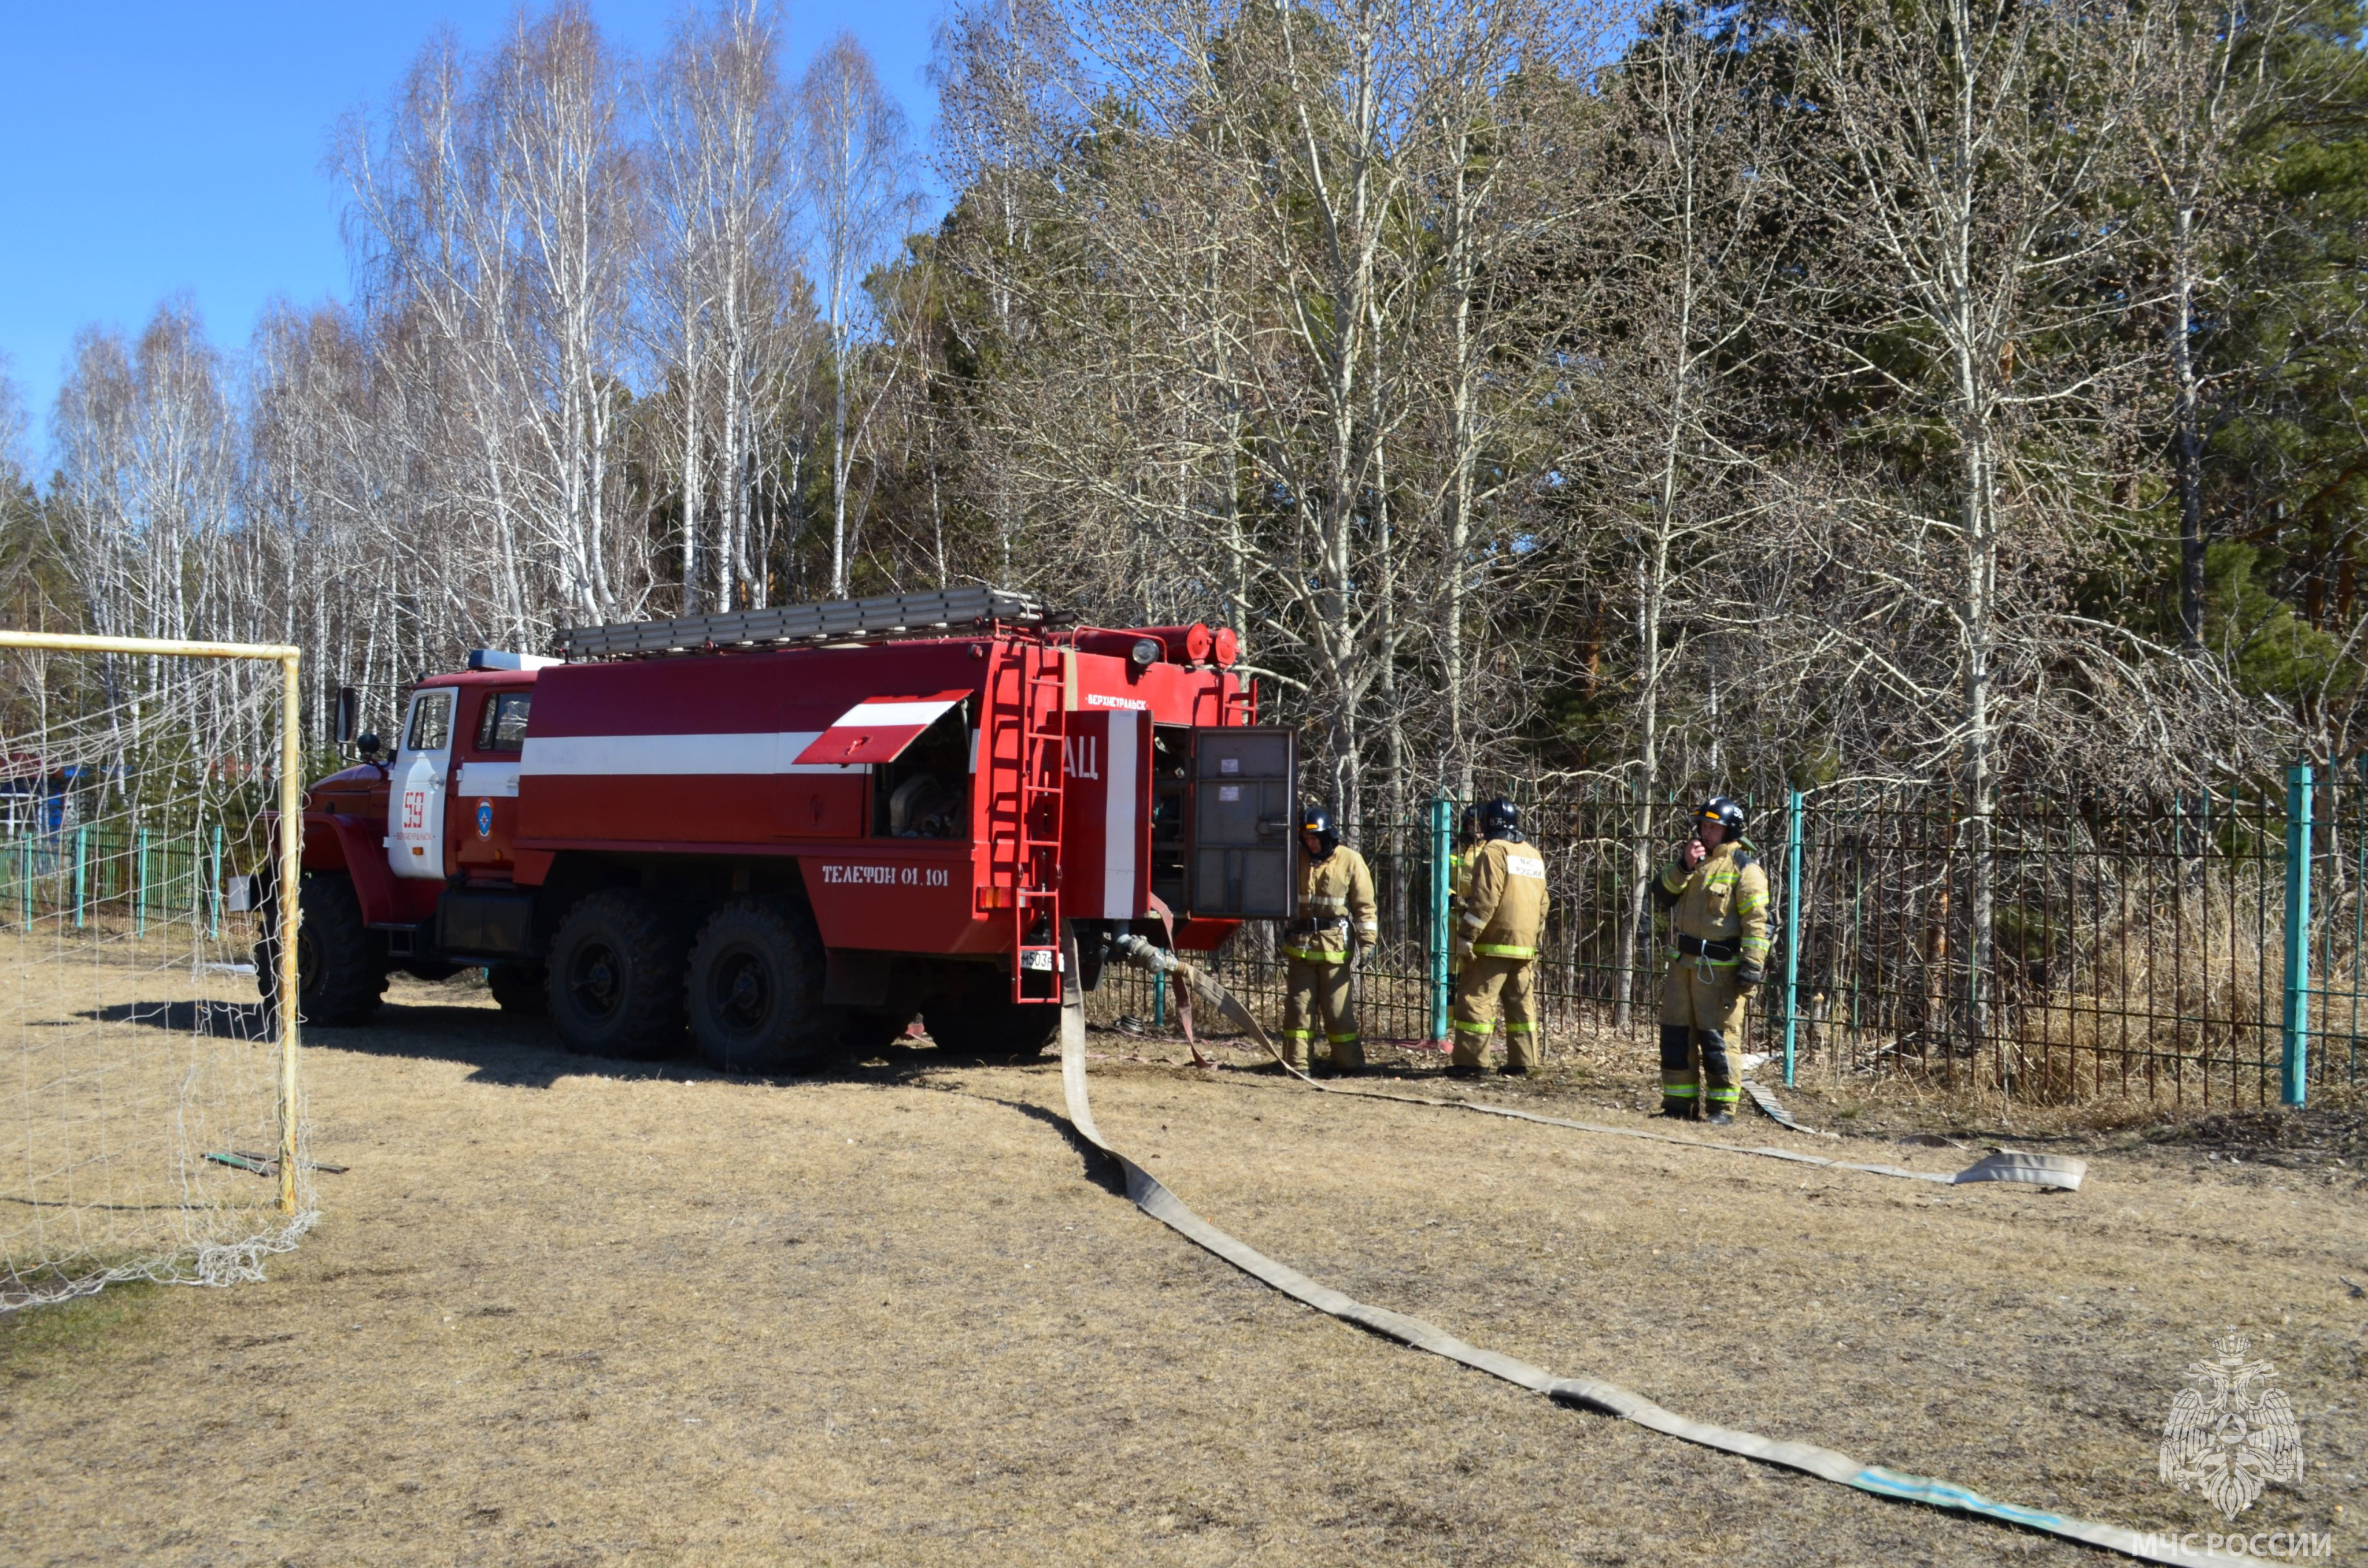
[[1130, 638, 1161, 669]]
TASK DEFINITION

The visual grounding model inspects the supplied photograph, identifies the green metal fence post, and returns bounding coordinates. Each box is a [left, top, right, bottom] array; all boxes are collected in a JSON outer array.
[[73, 825, 86, 929], [1429, 797, 1455, 1043], [2283, 761, 2314, 1106], [1783, 790, 1805, 1088], [136, 826, 150, 937], [208, 822, 224, 940]]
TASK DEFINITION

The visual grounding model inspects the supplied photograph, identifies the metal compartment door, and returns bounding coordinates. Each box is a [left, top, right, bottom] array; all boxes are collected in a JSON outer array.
[[1184, 726, 1296, 918]]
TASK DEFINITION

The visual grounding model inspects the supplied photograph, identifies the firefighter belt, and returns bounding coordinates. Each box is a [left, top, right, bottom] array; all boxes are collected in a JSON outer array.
[[1660, 953, 1747, 1112], [1450, 954, 1538, 1072], [1283, 954, 1360, 1071]]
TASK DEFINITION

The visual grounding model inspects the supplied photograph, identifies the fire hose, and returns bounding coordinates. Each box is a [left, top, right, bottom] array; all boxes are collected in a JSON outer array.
[[1066, 932, 2230, 1567]]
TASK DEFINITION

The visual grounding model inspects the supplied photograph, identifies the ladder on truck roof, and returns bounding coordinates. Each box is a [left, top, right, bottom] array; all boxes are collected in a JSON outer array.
[[554, 586, 1050, 661], [991, 636, 1067, 1003]]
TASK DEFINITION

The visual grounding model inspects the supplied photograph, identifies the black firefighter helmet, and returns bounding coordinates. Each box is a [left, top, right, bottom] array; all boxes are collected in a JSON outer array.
[[1298, 803, 1339, 857], [1477, 797, 1522, 840], [1695, 796, 1747, 839]]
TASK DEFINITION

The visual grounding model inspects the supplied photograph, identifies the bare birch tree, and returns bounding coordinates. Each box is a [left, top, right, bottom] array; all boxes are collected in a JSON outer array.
[[1577, 4, 1792, 1024], [2117, 0, 2291, 654], [647, 1, 808, 614], [800, 35, 923, 596], [1801, 0, 2149, 1037]]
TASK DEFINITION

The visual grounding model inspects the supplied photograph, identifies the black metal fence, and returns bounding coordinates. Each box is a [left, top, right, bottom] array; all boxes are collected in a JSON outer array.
[[1100, 773, 2368, 1108]]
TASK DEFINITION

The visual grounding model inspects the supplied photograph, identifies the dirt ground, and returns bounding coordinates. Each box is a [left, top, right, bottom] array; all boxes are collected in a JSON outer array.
[[3, 973, 2366, 1566], [2, 931, 293, 1298]]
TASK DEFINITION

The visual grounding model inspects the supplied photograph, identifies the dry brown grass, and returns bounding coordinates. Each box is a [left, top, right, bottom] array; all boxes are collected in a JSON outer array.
[[1, 929, 299, 1304], [0, 977, 2363, 1565]]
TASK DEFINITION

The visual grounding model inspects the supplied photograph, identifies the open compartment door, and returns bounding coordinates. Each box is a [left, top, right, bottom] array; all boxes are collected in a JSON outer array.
[[1184, 726, 1296, 918], [794, 691, 971, 768]]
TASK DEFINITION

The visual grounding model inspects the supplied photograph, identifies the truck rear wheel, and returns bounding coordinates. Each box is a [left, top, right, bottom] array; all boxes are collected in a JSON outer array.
[[686, 897, 836, 1073], [548, 890, 688, 1059], [256, 873, 387, 1026]]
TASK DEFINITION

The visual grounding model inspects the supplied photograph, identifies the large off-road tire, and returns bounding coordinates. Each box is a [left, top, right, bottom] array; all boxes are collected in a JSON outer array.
[[488, 963, 548, 1016], [923, 968, 1060, 1059], [256, 873, 387, 1026], [547, 890, 689, 1059], [685, 897, 838, 1074]]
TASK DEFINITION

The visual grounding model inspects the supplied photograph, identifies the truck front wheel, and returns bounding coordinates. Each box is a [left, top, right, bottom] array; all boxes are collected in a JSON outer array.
[[686, 897, 837, 1073], [547, 891, 687, 1059], [256, 873, 387, 1026]]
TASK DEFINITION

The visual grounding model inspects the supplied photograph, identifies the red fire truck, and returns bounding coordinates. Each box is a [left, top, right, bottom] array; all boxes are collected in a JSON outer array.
[[264, 588, 1296, 1071]]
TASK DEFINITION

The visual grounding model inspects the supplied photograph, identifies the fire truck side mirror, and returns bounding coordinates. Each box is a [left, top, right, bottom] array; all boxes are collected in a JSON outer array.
[[335, 686, 360, 747]]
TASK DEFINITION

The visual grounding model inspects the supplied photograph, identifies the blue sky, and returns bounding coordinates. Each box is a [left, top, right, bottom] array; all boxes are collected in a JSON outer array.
[[0, 1, 947, 466]]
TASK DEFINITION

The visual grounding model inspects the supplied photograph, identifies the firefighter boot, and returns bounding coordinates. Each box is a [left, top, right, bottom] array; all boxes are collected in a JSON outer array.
[[1658, 1025, 1699, 1118]]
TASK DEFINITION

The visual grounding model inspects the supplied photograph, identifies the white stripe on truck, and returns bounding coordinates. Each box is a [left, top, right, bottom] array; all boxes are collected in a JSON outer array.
[[1103, 717, 1137, 916], [830, 697, 963, 727]]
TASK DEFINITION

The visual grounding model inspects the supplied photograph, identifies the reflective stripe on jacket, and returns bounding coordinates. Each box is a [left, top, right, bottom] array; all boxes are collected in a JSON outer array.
[[1459, 837, 1548, 959]]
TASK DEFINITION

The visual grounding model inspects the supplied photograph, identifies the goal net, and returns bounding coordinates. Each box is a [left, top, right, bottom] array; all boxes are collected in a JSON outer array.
[[0, 631, 311, 1311]]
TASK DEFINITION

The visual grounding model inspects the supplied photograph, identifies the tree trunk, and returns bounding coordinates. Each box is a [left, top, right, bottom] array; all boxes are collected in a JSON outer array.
[[2173, 205, 2206, 654]]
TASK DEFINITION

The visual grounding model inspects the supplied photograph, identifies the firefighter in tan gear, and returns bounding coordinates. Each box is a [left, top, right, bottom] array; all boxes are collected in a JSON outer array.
[[1282, 806, 1379, 1074], [1449, 798, 1549, 1077], [1654, 796, 1772, 1124]]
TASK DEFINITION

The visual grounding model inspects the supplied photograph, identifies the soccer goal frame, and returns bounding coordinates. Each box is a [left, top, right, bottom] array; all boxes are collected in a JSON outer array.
[[0, 628, 304, 1217]]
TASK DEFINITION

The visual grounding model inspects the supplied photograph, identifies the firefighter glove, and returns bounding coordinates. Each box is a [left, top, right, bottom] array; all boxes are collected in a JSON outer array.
[[1736, 960, 1765, 988]]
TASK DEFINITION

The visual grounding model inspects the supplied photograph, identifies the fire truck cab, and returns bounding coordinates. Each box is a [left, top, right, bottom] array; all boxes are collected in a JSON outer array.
[[265, 588, 1296, 1072]]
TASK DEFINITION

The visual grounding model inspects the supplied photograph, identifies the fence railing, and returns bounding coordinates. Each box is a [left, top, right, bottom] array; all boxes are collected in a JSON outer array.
[[21, 771, 2354, 1107], [2, 818, 234, 939], [1100, 772, 2368, 1108]]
